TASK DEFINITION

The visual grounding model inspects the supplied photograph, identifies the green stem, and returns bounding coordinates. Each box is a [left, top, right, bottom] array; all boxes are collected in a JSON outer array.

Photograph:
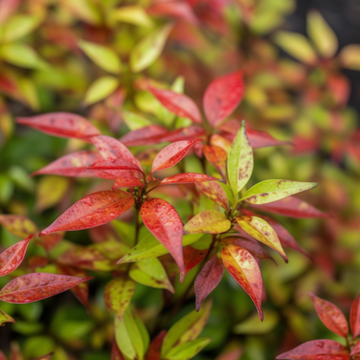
[[134, 208, 140, 245]]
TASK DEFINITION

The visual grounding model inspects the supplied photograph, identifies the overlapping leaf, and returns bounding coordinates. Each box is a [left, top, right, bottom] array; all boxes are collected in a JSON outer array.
[[350, 293, 360, 339], [196, 181, 229, 210], [202, 145, 227, 180], [184, 211, 231, 234], [159, 173, 218, 186], [0, 214, 37, 238]]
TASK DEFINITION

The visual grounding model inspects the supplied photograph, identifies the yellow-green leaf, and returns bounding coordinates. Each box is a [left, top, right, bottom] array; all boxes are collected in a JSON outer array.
[[104, 276, 136, 319], [165, 338, 211, 360], [236, 216, 287, 261], [273, 31, 317, 64], [161, 300, 212, 358], [83, 76, 119, 106], [0, 309, 15, 326], [0, 214, 38, 238], [113, 6, 154, 28], [79, 40, 121, 74], [0, 43, 47, 69], [227, 120, 253, 195], [118, 233, 205, 264], [129, 257, 174, 293], [339, 45, 360, 71], [233, 309, 279, 334], [122, 111, 151, 130], [307, 10, 338, 58], [183, 211, 231, 234], [241, 179, 317, 204], [2, 14, 42, 43], [130, 24, 172, 73]]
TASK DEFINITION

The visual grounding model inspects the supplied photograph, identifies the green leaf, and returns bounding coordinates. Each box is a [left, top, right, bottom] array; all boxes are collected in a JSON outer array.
[[227, 121, 253, 195], [129, 258, 174, 293], [0, 43, 48, 69], [161, 300, 212, 357], [273, 31, 317, 64], [241, 179, 317, 204], [122, 111, 151, 130], [130, 24, 173, 72], [0, 308, 15, 326], [104, 276, 136, 319], [113, 6, 154, 28], [165, 338, 211, 360], [183, 211, 231, 235], [2, 14, 42, 43], [115, 308, 148, 360], [233, 309, 279, 334], [78, 40, 122, 74], [307, 10, 338, 58], [83, 76, 119, 106], [118, 233, 205, 264]]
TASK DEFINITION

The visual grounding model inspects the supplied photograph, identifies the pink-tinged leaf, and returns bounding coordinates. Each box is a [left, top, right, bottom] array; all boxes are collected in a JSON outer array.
[[32, 352, 54, 360], [180, 246, 208, 283], [162, 126, 205, 143], [0, 0, 21, 22], [151, 139, 202, 174], [0, 214, 38, 238], [247, 129, 292, 149], [0, 235, 33, 276], [111, 340, 126, 360], [16, 112, 100, 140], [140, 198, 184, 272], [224, 237, 273, 261], [276, 340, 350, 359], [147, 86, 202, 124], [120, 125, 169, 146], [147, 2, 198, 24], [249, 196, 330, 219], [350, 293, 360, 339], [221, 244, 263, 320], [39, 232, 64, 253], [112, 177, 144, 189], [350, 341, 360, 356], [0, 352, 5, 360], [203, 71, 244, 127], [309, 293, 349, 338], [210, 134, 231, 153], [215, 347, 243, 360], [57, 264, 90, 311], [236, 216, 288, 262], [89, 158, 144, 179], [159, 173, 218, 186], [10, 342, 22, 360], [104, 276, 136, 319], [39, 189, 134, 235], [196, 181, 229, 210], [29, 256, 48, 271], [31, 151, 103, 178], [0, 273, 92, 304], [202, 145, 227, 180], [262, 217, 309, 258], [195, 255, 223, 311], [145, 331, 166, 360]]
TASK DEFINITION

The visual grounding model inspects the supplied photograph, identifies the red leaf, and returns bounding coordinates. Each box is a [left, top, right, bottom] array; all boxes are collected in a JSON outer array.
[[141, 198, 184, 272], [145, 330, 167, 360], [111, 340, 126, 360], [247, 129, 292, 149], [249, 196, 330, 218], [224, 237, 273, 261], [89, 158, 145, 179], [0, 235, 33, 276], [57, 264, 90, 311], [147, 86, 202, 124], [180, 246, 208, 283], [162, 126, 205, 142], [39, 189, 134, 235], [309, 293, 349, 338], [196, 181, 229, 210], [0, 351, 6, 360], [0, 273, 92, 304], [17, 112, 100, 140], [350, 293, 360, 339], [159, 173, 218, 186], [120, 125, 169, 146], [203, 71, 244, 127], [151, 139, 202, 174], [39, 232, 64, 253], [195, 255, 223, 311], [31, 151, 103, 178], [276, 340, 350, 359], [112, 177, 144, 189], [147, 2, 198, 24], [215, 348, 243, 360], [202, 145, 227, 180], [221, 243, 263, 320], [350, 341, 360, 356]]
